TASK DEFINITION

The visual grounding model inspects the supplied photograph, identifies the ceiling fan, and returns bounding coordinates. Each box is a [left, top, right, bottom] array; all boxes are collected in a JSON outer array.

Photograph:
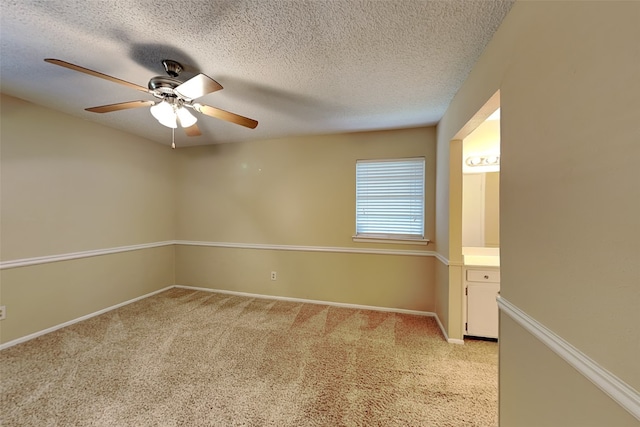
[[44, 58, 258, 143]]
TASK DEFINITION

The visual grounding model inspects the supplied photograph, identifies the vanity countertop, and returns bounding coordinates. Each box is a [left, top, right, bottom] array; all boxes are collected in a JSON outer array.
[[462, 247, 500, 267]]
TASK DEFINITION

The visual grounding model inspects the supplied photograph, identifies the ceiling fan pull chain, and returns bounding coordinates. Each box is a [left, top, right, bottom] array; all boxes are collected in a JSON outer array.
[[171, 127, 176, 149]]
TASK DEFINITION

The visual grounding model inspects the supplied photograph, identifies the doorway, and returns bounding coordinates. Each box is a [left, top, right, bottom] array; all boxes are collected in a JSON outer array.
[[461, 108, 500, 339], [446, 90, 500, 342]]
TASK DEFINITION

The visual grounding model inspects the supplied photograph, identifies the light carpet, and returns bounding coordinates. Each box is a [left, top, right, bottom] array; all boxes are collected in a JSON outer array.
[[0, 288, 498, 426]]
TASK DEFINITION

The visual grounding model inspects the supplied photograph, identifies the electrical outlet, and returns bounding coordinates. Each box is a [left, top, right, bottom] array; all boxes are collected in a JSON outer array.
[[270, 271, 277, 281], [0, 306, 6, 320]]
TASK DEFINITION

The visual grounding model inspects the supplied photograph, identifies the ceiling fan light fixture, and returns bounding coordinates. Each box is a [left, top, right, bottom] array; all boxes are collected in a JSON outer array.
[[44, 58, 258, 136], [176, 106, 197, 128], [150, 100, 177, 128]]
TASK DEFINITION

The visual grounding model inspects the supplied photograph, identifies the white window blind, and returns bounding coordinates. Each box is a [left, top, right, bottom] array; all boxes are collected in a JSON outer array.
[[355, 158, 425, 239]]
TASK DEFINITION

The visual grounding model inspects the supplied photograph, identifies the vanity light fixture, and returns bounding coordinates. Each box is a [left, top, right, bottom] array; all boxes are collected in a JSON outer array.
[[465, 155, 500, 167], [485, 155, 499, 165]]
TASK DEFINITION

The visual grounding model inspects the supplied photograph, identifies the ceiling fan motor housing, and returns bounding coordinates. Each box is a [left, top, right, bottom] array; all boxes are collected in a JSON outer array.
[[149, 60, 185, 98], [162, 59, 183, 77], [148, 76, 182, 97]]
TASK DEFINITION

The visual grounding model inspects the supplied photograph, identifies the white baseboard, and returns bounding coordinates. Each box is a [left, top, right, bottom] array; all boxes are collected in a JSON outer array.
[[176, 284, 436, 316], [0, 286, 173, 351], [176, 285, 463, 344], [498, 296, 640, 422], [431, 312, 465, 345], [1, 284, 462, 351], [176, 285, 460, 343]]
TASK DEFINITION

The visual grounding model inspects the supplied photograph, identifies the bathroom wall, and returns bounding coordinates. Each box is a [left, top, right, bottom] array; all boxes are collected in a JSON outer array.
[[484, 172, 500, 247], [462, 171, 499, 248]]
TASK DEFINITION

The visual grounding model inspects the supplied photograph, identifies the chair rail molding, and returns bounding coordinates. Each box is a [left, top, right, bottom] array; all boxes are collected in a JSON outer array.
[[497, 296, 640, 421], [0, 241, 175, 270], [175, 240, 436, 257], [0, 240, 441, 270]]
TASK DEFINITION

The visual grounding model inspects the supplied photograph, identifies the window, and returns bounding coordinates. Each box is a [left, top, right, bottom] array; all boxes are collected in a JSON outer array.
[[355, 157, 426, 242]]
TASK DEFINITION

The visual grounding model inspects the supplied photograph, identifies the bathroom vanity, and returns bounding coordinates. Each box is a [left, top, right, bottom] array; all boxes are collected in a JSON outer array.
[[463, 247, 500, 339]]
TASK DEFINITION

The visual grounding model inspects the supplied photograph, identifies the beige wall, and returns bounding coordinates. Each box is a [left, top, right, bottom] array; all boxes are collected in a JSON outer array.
[[0, 95, 176, 259], [175, 128, 438, 310], [0, 247, 174, 343], [176, 245, 435, 312], [500, 315, 638, 427], [176, 128, 436, 246], [0, 95, 176, 344], [434, 259, 449, 333], [439, 0, 640, 423], [435, 135, 451, 259], [1, 98, 438, 345]]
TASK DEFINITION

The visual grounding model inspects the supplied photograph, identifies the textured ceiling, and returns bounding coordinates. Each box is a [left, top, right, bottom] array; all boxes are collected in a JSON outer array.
[[0, 0, 513, 146]]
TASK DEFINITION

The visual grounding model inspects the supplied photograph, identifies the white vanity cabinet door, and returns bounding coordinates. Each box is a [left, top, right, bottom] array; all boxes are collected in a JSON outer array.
[[466, 282, 500, 339]]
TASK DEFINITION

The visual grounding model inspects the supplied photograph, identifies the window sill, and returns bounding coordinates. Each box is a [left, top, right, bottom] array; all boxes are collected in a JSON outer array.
[[352, 236, 430, 245]]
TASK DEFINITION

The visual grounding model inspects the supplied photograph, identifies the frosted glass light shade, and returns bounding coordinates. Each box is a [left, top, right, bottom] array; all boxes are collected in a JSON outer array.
[[176, 107, 197, 128], [150, 101, 177, 128]]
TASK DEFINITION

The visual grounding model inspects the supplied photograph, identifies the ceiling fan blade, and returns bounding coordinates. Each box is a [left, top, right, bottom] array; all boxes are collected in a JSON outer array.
[[183, 124, 202, 137], [195, 104, 258, 129], [85, 100, 155, 113], [45, 58, 150, 94], [174, 74, 223, 99]]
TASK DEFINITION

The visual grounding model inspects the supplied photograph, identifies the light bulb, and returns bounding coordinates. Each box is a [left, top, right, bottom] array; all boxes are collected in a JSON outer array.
[[150, 101, 177, 128], [485, 156, 500, 165], [176, 107, 197, 128], [467, 157, 482, 166]]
